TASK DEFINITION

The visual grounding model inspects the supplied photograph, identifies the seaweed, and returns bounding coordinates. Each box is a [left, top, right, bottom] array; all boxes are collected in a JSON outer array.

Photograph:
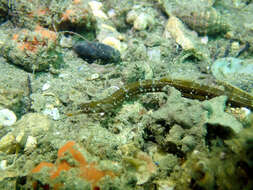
[[68, 77, 253, 115]]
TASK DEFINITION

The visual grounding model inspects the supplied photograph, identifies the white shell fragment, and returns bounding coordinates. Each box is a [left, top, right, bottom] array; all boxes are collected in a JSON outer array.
[[0, 109, 17, 127], [43, 107, 60, 120], [89, 1, 108, 19], [0, 160, 8, 170], [126, 10, 154, 31], [42, 82, 51, 91], [24, 136, 37, 153]]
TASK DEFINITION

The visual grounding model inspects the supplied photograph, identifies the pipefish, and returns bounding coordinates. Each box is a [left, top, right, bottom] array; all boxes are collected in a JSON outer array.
[[67, 77, 253, 115]]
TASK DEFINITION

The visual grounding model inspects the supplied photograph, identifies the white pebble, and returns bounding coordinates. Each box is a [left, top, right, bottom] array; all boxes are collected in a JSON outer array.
[[242, 107, 251, 116], [0, 160, 7, 170], [42, 82, 51, 91], [200, 36, 209, 44], [24, 136, 37, 153], [43, 107, 60, 120], [107, 9, 116, 18], [0, 109, 17, 127]]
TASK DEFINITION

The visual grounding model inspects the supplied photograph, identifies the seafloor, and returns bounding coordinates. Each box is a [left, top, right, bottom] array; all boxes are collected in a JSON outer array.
[[0, 0, 253, 189]]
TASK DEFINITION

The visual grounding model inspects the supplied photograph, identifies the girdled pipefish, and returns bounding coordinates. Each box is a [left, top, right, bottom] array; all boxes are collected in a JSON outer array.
[[68, 78, 253, 115]]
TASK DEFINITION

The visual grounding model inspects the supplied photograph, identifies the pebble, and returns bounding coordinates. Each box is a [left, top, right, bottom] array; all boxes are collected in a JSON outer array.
[[24, 136, 37, 153], [42, 82, 51, 91], [43, 107, 60, 120], [0, 109, 17, 127], [0, 160, 7, 170], [0, 133, 16, 154], [126, 10, 154, 31]]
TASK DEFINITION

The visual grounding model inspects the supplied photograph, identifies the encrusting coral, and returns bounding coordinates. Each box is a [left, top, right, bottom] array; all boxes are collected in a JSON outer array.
[[31, 141, 115, 190]]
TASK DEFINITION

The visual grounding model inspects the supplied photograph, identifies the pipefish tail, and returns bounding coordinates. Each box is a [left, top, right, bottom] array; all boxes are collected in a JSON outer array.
[[68, 77, 253, 115]]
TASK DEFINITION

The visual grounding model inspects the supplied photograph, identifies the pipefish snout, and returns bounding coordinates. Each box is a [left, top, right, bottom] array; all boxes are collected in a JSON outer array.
[[67, 78, 253, 115]]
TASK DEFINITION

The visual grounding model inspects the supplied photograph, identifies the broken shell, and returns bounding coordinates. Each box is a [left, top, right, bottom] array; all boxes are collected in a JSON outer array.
[[0, 109, 17, 127], [164, 15, 209, 60], [24, 136, 37, 153], [126, 10, 154, 31], [43, 106, 60, 120], [88, 1, 108, 19]]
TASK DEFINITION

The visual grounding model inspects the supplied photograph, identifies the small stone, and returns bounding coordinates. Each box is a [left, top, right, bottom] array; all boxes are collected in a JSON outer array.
[[88, 1, 108, 19], [102, 37, 122, 52], [126, 10, 154, 31], [42, 82, 51, 91], [0, 133, 16, 154], [0, 160, 8, 170], [0, 109, 17, 127], [24, 136, 37, 153], [43, 107, 60, 120], [88, 73, 100, 80], [231, 41, 240, 51]]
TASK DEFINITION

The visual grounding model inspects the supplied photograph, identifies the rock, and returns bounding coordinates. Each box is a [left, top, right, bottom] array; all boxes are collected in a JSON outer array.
[[13, 113, 52, 137], [203, 96, 243, 135], [123, 151, 157, 185], [2, 27, 59, 72], [88, 1, 108, 20], [0, 88, 24, 113], [0, 133, 16, 154], [0, 113, 52, 153], [24, 136, 37, 153], [0, 160, 7, 170]]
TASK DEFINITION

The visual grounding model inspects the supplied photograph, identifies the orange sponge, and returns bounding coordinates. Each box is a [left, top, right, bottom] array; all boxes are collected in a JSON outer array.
[[32, 141, 114, 190]]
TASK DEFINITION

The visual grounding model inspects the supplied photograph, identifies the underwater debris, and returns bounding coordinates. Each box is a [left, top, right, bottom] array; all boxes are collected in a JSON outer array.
[[31, 141, 115, 190], [73, 41, 121, 63], [68, 77, 253, 115]]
